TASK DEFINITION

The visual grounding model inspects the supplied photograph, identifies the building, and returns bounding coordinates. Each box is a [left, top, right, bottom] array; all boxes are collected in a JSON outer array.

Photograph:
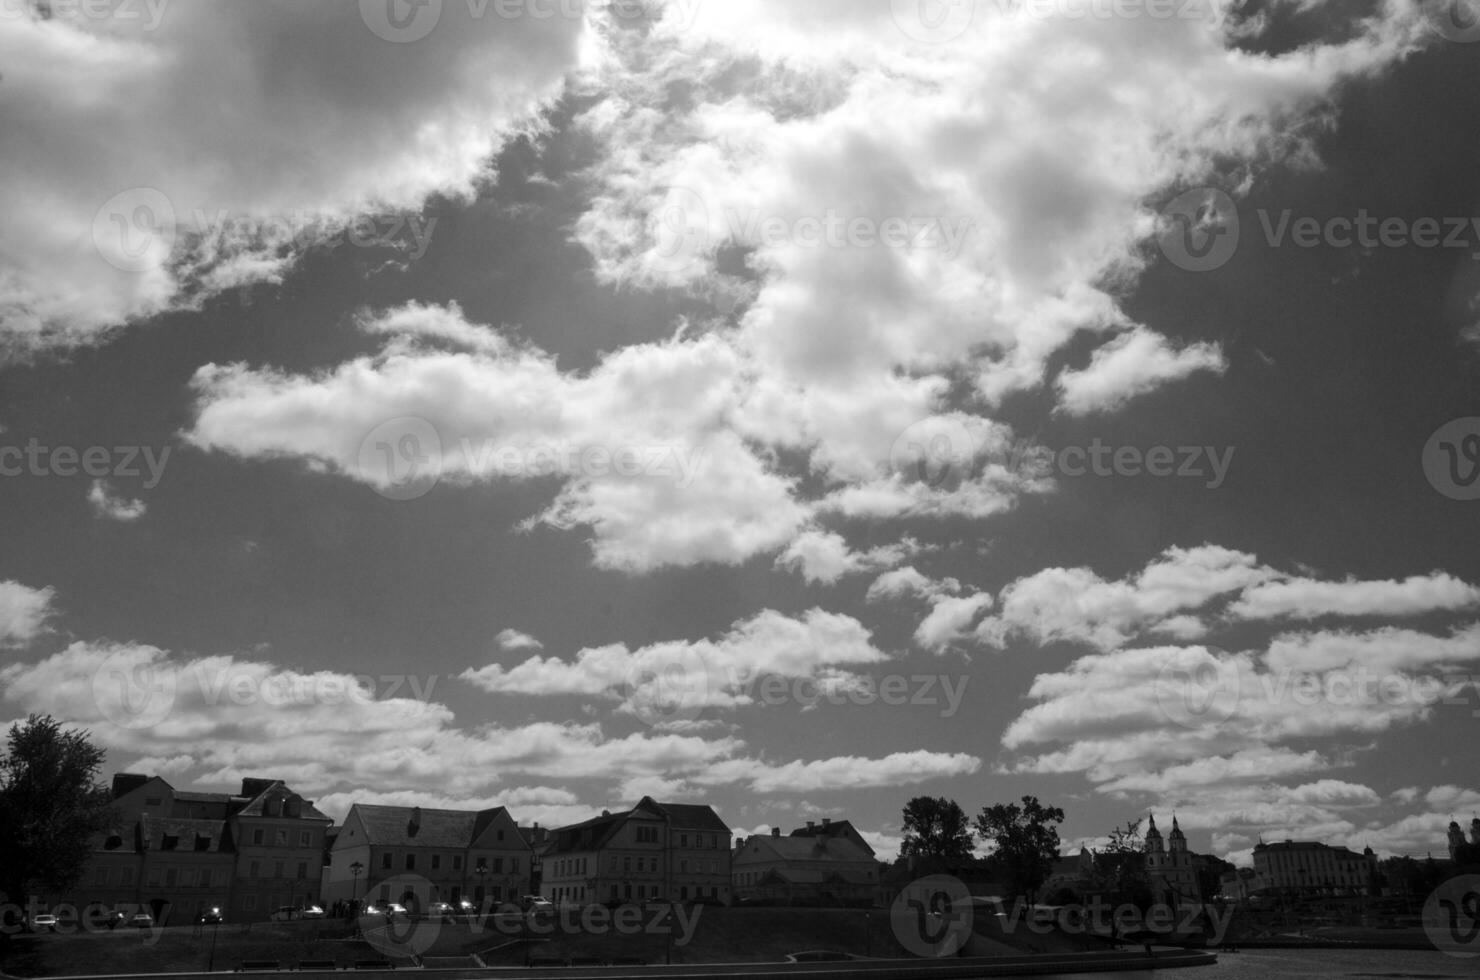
[[1251, 839, 1377, 897], [1042, 847, 1097, 900], [540, 797, 731, 906], [1145, 815, 1201, 910], [1447, 818, 1480, 866], [732, 822, 881, 906], [322, 804, 531, 910], [57, 774, 331, 923]]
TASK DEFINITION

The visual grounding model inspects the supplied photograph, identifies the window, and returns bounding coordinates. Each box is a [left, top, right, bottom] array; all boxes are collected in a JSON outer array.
[[636, 826, 657, 844], [680, 834, 688, 848], [276, 830, 288, 846], [492, 857, 503, 874], [497, 830, 505, 842], [432, 854, 441, 871], [274, 861, 284, 878], [165, 868, 178, 886], [452, 855, 463, 871], [253, 829, 264, 845], [680, 860, 687, 874], [382, 853, 393, 870], [162, 834, 179, 851], [244, 895, 257, 911], [511, 858, 519, 873], [624, 857, 631, 872], [297, 862, 308, 880], [406, 854, 415, 871], [145, 796, 162, 806], [120, 868, 135, 886], [250, 861, 260, 878], [300, 831, 312, 847]]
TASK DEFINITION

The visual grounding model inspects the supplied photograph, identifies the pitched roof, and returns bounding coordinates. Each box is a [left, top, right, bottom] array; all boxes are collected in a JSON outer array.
[[350, 805, 477, 848], [233, 780, 331, 821], [638, 798, 731, 835], [739, 834, 876, 866], [788, 819, 875, 857]]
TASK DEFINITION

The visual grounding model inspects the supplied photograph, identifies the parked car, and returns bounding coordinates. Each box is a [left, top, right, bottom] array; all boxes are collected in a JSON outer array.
[[428, 901, 455, 920], [98, 909, 128, 930], [198, 907, 224, 925], [520, 895, 554, 915], [27, 913, 59, 932], [301, 905, 325, 919], [374, 902, 408, 918], [128, 912, 154, 928]]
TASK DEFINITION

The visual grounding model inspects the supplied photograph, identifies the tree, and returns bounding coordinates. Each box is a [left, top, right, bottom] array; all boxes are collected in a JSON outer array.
[[900, 796, 975, 862], [975, 796, 1064, 903], [1087, 819, 1152, 911], [0, 715, 116, 904]]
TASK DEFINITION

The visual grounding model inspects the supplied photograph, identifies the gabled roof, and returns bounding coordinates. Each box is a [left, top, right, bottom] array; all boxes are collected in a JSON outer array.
[[636, 798, 731, 835], [233, 780, 331, 822], [737, 834, 875, 866], [788, 819, 875, 857], [348, 805, 476, 849]]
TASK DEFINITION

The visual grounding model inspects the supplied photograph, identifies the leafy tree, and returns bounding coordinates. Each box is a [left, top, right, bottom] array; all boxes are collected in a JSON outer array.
[[1082, 818, 1152, 910], [0, 715, 116, 904], [975, 796, 1064, 903], [900, 796, 975, 862]]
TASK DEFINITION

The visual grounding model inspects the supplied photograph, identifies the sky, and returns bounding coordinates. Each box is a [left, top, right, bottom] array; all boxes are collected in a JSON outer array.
[[2, 0, 1480, 868]]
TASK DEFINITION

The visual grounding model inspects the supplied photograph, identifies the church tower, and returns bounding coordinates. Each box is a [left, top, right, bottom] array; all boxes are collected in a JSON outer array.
[[1449, 820, 1466, 862]]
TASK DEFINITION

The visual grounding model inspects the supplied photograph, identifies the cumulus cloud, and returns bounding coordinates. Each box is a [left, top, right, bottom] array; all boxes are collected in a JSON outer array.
[[1055, 328, 1227, 416], [88, 479, 147, 522], [0, 1, 586, 356], [977, 545, 1276, 651], [1230, 572, 1480, 620], [774, 530, 922, 585], [495, 629, 544, 652], [461, 608, 889, 719], [0, 580, 55, 647], [0, 635, 971, 801]]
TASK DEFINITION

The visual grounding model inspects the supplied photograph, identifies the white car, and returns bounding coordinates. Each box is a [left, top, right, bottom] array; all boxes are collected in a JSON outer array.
[[28, 913, 59, 932], [521, 896, 554, 915], [301, 906, 325, 919]]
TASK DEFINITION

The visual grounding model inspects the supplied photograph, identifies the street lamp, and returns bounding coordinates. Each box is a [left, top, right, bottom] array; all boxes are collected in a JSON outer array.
[[350, 862, 364, 914], [475, 861, 489, 911]]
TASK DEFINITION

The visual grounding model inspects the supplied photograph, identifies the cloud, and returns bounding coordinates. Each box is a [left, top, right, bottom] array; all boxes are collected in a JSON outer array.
[[0, 1, 584, 356], [495, 629, 544, 652], [977, 545, 1276, 651], [0, 635, 969, 803], [1230, 572, 1480, 620], [866, 567, 959, 603], [1055, 327, 1227, 416], [774, 530, 921, 585], [914, 593, 995, 653], [186, 320, 809, 573], [0, 580, 55, 648], [461, 607, 889, 717], [88, 479, 147, 522]]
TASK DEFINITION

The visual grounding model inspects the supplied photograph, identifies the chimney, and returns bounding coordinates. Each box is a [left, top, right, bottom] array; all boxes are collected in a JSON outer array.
[[821, 818, 831, 828], [602, 810, 611, 817], [771, 827, 780, 837], [807, 821, 816, 831], [408, 806, 422, 837]]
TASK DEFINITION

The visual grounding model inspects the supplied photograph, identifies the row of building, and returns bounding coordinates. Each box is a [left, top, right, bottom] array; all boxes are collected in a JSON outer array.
[[40, 775, 884, 922], [43, 775, 1478, 922]]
